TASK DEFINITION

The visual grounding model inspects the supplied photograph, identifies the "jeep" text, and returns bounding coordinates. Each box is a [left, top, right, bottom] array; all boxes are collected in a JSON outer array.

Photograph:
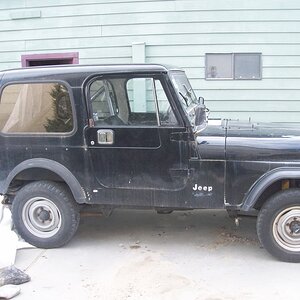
[[192, 184, 213, 192]]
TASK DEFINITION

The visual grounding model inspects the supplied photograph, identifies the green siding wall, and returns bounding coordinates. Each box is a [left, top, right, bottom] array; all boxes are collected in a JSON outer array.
[[0, 0, 300, 122]]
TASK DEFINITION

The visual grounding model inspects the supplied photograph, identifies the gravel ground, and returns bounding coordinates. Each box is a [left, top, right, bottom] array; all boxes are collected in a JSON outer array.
[[15, 209, 300, 300]]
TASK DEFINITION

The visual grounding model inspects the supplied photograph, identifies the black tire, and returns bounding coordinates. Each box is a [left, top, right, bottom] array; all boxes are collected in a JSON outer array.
[[12, 181, 80, 248], [257, 188, 300, 262]]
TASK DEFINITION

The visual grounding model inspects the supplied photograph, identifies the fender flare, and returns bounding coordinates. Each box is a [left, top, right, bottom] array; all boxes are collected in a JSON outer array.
[[241, 167, 300, 211], [2, 158, 86, 203]]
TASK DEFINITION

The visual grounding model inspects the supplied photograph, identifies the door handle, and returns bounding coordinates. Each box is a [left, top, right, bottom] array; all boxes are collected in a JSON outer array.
[[97, 129, 114, 145]]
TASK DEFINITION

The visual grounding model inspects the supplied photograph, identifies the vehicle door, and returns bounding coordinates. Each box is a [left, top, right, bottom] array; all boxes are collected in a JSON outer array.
[[85, 74, 190, 193]]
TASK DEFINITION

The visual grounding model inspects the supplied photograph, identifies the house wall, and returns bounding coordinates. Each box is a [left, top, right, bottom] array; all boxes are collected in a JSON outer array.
[[0, 0, 299, 122]]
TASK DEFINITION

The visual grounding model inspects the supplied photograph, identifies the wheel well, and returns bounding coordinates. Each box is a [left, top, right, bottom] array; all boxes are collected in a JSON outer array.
[[8, 168, 68, 196], [253, 178, 300, 210]]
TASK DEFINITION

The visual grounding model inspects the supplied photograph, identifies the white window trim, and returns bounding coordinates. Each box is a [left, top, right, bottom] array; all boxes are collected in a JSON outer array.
[[205, 52, 262, 81]]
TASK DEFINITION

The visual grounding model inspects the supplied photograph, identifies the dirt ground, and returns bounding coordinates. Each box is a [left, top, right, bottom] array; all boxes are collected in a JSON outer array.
[[15, 209, 300, 300]]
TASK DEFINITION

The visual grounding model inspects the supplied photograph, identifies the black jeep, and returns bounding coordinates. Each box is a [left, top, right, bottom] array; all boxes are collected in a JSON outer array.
[[0, 64, 300, 262]]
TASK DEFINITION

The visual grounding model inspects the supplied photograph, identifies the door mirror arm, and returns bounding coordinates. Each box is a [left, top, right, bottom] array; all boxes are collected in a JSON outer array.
[[194, 97, 209, 134]]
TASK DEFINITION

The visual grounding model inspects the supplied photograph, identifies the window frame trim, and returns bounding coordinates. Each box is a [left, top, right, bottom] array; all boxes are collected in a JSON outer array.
[[0, 79, 77, 137], [21, 52, 79, 67], [151, 78, 161, 126]]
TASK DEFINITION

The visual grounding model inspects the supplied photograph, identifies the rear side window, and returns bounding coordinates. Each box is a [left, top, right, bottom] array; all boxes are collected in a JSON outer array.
[[0, 82, 74, 133]]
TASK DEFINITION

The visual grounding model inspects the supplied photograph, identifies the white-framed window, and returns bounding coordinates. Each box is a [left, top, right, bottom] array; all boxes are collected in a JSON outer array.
[[205, 53, 262, 80]]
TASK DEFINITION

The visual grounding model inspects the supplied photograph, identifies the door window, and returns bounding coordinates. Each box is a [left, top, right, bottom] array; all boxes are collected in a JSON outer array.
[[90, 79, 118, 121], [153, 79, 178, 126], [89, 76, 178, 126], [126, 77, 158, 126]]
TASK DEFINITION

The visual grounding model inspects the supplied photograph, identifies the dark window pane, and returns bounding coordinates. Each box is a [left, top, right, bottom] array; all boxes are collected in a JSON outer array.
[[206, 54, 233, 79], [234, 53, 261, 79], [28, 59, 72, 66]]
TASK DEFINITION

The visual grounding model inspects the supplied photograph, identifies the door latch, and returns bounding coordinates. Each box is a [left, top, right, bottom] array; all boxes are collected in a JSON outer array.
[[97, 129, 114, 145]]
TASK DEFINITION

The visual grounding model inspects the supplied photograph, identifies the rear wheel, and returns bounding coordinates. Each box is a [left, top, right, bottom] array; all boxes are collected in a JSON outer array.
[[12, 181, 80, 248], [257, 189, 300, 262]]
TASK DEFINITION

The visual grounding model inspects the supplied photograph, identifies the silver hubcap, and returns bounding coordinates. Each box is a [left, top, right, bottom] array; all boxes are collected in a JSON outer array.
[[273, 206, 300, 252], [22, 197, 62, 238]]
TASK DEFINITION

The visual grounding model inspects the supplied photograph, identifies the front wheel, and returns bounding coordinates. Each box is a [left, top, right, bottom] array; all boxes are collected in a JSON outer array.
[[257, 189, 300, 262], [12, 181, 80, 248]]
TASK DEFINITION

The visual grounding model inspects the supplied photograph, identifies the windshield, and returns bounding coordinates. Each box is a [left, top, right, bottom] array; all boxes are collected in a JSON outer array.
[[170, 71, 199, 123], [170, 71, 198, 107]]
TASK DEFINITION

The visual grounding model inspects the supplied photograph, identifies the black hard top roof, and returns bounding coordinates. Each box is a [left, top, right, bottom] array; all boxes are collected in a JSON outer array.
[[0, 64, 183, 80]]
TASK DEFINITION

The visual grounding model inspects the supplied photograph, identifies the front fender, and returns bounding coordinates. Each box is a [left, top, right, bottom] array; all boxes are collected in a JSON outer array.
[[241, 167, 300, 211], [1, 158, 86, 203]]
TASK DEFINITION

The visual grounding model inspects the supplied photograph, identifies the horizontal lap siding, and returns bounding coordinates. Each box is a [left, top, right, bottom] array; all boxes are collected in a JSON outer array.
[[0, 0, 299, 122]]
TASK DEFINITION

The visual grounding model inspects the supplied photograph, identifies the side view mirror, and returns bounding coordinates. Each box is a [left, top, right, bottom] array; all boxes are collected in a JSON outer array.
[[194, 97, 208, 133]]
